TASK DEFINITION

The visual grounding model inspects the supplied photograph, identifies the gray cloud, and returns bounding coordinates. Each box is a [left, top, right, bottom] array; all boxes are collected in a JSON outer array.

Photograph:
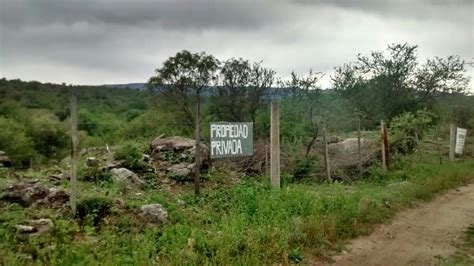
[[0, 0, 472, 90], [0, 0, 286, 31]]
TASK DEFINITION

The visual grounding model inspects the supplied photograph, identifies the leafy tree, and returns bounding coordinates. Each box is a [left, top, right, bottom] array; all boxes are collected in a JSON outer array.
[[211, 58, 275, 125], [27, 110, 69, 159], [390, 109, 435, 154], [333, 43, 470, 126], [0, 117, 36, 167], [278, 70, 323, 157], [148, 50, 220, 131]]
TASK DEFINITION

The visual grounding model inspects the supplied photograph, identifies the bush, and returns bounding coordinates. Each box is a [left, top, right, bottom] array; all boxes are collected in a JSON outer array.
[[115, 141, 147, 171], [0, 117, 36, 167], [76, 197, 112, 227], [28, 109, 69, 159], [293, 158, 317, 181], [390, 109, 435, 154]]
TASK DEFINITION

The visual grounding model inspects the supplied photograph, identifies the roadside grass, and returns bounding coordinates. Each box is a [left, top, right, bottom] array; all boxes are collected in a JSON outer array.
[[440, 224, 474, 266], [0, 158, 473, 265]]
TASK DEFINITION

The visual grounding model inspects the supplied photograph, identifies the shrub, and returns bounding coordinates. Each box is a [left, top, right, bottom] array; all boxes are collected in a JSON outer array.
[[293, 158, 317, 181], [76, 197, 112, 227], [390, 109, 435, 154], [115, 141, 147, 171], [0, 117, 36, 167]]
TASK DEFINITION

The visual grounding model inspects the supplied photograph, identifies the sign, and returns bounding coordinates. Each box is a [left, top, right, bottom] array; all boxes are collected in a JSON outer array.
[[455, 127, 467, 154], [210, 122, 253, 158]]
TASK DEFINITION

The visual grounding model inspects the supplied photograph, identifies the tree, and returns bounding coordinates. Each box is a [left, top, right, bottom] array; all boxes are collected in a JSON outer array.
[[148, 50, 220, 131], [211, 58, 275, 125], [148, 50, 219, 196], [332, 43, 470, 125], [278, 70, 323, 158]]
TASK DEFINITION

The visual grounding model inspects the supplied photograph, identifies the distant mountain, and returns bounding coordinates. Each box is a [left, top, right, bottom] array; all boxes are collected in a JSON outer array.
[[105, 83, 147, 90], [103, 83, 333, 99]]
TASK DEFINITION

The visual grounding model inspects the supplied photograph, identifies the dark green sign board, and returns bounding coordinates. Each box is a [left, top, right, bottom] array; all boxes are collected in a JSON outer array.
[[210, 122, 253, 158]]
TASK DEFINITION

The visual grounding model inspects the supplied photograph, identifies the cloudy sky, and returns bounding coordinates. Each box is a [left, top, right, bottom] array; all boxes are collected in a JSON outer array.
[[0, 0, 473, 90]]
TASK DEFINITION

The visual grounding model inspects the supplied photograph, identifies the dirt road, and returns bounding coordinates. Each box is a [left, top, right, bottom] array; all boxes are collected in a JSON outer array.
[[330, 183, 474, 266]]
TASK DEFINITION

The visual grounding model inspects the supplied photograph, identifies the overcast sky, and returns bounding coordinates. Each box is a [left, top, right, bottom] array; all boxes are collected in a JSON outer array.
[[0, 0, 473, 90]]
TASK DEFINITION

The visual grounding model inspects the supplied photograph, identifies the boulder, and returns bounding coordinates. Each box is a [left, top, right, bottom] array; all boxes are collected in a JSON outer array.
[[110, 168, 143, 184], [86, 157, 100, 168], [16, 225, 36, 233], [151, 136, 195, 152], [150, 136, 209, 180], [150, 136, 209, 161], [16, 218, 54, 234], [0, 180, 69, 207], [167, 163, 193, 181], [329, 138, 362, 154], [0, 151, 12, 167], [138, 203, 168, 226]]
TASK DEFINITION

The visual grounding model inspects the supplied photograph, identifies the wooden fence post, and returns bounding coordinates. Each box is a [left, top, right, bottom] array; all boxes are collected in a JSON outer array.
[[322, 120, 331, 181], [449, 124, 456, 161], [357, 118, 362, 176], [194, 98, 201, 196], [69, 94, 78, 214], [270, 101, 280, 188], [382, 121, 390, 169], [265, 144, 269, 176], [381, 120, 387, 170], [436, 126, 442, 165]]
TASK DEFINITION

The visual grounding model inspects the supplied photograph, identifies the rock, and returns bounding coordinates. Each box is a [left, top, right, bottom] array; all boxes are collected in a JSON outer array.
[[16, 225, 36, 233], [110, 168, 143, 184], [0, 151, 12, 167], [329, 138, 360, 154], [45, 188, 69, 205], [106, 160, 125, 169], [29, 218, 54, 233], [138, 203, 168, 226], [150, 136, 210, 179], [0, 180, 69, 207], [16, 218, 54, 234], [50, 171, 70, 184], [151, 136, 195, 152], [167, 163, 193, 181], [86, 157, 99, 168]]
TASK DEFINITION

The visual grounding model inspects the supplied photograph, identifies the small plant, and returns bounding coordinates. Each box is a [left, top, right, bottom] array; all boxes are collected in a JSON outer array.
[[159, 149, 182, 164], [293, 158, 317, 181], [82, 167, 112, 185], [115, 141, 148, 171], [288, 248, 304, 263], [76, 197, 112, 227]]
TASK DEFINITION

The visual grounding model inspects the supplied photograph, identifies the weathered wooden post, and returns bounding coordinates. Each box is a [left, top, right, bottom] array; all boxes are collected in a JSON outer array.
[[436, 126, 442, 165], [265, 144, 269, 176], [270, 101, 280, 188], [380, 120, 387, 169], [69, 93, 78, 214], [322, 120, 331, 181], [357, 118, 362, 176], [449, 124, 456, 161], [194, 99, 201, 196]]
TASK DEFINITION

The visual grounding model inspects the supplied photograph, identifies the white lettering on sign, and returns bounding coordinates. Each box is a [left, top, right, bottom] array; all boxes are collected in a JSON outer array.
[[211, 139, 243, 156], [210, 124, 249, 139], [210, 122, 253, 158], [455, 128, 467, 154]]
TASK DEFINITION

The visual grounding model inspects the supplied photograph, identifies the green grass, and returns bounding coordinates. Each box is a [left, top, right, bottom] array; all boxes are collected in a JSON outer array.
[[440, 224, 474, 265], [1, 159, 474, 265]]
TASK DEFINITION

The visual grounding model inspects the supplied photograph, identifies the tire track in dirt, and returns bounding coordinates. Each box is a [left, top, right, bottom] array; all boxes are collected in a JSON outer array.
[[329, 183, 474, 266]]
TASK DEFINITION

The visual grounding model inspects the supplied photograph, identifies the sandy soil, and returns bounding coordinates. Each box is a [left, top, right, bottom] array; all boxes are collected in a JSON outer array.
[[328, 183, 474, 266]]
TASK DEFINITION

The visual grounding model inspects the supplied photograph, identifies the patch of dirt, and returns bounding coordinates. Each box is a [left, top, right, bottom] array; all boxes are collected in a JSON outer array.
[[327, 183, 474, 265]]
